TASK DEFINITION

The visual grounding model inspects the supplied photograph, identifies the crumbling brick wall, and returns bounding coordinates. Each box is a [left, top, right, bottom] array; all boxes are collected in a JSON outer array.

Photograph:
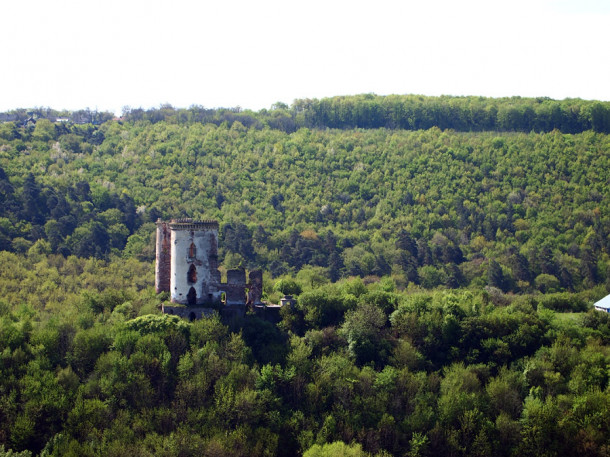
[[225, 269, 247, 305], [155, 221, 171, 293], [248, 270, 263, 305]]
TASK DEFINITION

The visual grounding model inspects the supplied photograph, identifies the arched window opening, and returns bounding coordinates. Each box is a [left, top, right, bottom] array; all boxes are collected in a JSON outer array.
[[188, 242, 197, 258], [187, 287, 197, 305], [187, 264, 197, 284]]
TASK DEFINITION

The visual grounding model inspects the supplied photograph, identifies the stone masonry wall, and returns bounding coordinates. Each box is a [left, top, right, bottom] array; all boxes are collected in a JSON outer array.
[[170, 221, 221, 305]]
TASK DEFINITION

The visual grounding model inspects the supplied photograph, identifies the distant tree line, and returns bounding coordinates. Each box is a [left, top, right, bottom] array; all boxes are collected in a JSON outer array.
[[118, 95, 610, 134], [5, 95, 609, 134], [0, 108, 114, 126]]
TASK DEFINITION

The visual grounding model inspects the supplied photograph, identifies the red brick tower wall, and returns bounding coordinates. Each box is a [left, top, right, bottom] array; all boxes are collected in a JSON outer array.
[[155, 220, 171, 293]]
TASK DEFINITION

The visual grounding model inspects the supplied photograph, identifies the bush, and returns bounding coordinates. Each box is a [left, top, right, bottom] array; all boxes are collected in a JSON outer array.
[[537, 293, 588, 312], [273, 278, 302, 297]]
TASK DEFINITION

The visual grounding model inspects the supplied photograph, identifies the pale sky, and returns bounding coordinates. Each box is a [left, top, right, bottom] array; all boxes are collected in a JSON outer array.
[[1, 0, 608, 115]]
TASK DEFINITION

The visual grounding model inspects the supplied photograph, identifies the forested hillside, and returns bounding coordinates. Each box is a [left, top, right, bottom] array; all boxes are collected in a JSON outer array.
[[1, 95, 610, 456], [1, 257, 610, 456], [1, 95, 609, 293]]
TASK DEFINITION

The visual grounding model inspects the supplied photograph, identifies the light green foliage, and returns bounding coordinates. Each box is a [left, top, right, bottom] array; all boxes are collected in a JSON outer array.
[[273, 278, 302, 296], [339, 277, 367, 298], [304, 441, 368, 457], [0, 445, 33, 457], [126, 313, 189, 338], [189, 312, 228, 347], [296, 266, 330, 290], [518, 395, 561, 457], [360, 289, 399, 315], [32, 119, 56, 142], [298, 285, 352, 328], [418, 265, 447, 289]]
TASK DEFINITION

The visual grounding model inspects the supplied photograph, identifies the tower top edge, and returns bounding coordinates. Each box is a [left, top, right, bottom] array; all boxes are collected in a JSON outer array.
[[157, 218, 219, 230]]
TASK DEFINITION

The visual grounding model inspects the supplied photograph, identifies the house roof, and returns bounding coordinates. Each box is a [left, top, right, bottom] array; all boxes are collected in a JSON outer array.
[[594, 294, 610, 310]]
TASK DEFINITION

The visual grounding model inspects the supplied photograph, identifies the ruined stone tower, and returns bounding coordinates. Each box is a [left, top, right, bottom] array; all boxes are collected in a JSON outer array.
[[155, 218, 263, 317]]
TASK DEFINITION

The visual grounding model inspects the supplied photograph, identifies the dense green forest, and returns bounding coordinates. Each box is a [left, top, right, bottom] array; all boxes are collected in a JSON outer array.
[[1, 254, 610, 456], [0, 94, 609, 456], [1, 96, 609, 293]]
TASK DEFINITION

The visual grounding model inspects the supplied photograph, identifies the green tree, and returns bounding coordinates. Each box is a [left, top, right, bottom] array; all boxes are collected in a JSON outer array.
[[32, 119, 56, 142], [274, 278, 303, 296], [341, 303, 387, 366], [488, 260, 507, 292], [518, 396, 561, 457]]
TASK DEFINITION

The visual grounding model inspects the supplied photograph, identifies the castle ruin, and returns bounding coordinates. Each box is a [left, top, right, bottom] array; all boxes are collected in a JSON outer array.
[[155, 218, 263, 319]]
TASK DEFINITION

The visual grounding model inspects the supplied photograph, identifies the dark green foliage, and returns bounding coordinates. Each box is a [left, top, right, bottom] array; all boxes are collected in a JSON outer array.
[[67, 324, 113, 377], [221, 222, 256, 264], [536, 293, 589, 312], [488, 260, 508, 292], [241, 315, 287, 365]]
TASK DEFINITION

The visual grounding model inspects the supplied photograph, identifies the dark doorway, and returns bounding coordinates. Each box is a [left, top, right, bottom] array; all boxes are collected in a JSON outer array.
[[187, 264, 197, 284], [187, 286, 197, 305]]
